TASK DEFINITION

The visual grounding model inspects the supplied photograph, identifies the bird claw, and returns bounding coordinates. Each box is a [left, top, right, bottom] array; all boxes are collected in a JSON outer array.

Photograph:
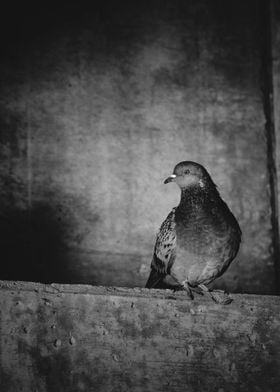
[[190, 286, 204, 296], [172, 283, 194, 300], [197, 284, 232, 305], [181, 281, 194, 300], [210, 290, 233, 305]]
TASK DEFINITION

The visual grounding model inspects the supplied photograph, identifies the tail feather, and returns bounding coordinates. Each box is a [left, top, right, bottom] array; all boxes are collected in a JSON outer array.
[[145, 269, 183, 290], [145, 269, 164, 288]]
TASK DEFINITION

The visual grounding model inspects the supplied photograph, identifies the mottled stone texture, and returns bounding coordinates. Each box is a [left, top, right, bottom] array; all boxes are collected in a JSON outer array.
[[271, 0, 280, 287], [0, 280, 279, 392], [0, 1, 276, 292]]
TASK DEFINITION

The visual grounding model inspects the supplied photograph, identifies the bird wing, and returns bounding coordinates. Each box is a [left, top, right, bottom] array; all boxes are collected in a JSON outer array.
[[145, 208, 177, 289], [151, 207, 177, 274]]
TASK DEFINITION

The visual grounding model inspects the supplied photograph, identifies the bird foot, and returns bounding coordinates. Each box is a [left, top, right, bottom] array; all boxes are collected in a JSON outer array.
[[180, 280, 194, 300], [189, 286, 204, 296], [210, 290, 233, 305], [198, 284, 232, 305]]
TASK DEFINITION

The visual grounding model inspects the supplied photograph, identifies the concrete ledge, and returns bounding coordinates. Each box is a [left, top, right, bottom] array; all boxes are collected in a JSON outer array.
[[0, 280, 279, 392]]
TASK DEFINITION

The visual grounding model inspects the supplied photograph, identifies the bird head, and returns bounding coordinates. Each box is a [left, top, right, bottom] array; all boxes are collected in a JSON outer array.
[[164, 161, 214, 190]]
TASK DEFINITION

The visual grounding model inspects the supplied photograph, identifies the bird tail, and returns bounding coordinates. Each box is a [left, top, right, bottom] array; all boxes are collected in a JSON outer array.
[[145, 268, 164, 289], [145, 268, 182, 290]]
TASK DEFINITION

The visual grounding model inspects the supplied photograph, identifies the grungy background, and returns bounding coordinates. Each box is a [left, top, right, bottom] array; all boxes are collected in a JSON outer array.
[[0, 0, 278, 294]]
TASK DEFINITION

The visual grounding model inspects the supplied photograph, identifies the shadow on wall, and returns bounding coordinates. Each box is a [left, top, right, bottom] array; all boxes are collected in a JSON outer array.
[[0, 203, 71, 283], [0, 199, 150, 286], [0, 193, 103, 284]]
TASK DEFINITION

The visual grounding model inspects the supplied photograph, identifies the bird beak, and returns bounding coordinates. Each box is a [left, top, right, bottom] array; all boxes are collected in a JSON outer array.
[[164, 174, 177, 184]]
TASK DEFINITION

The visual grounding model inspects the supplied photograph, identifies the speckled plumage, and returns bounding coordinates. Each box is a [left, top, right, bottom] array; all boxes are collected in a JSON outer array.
[[145, 161, 241, 303]]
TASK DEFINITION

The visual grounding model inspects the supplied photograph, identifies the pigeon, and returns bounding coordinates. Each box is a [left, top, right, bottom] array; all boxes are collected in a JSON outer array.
[[145, 161, 242, 304]]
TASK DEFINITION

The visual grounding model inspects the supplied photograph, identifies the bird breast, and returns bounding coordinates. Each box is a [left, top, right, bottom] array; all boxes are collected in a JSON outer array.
[[175, 209, 234, 257]]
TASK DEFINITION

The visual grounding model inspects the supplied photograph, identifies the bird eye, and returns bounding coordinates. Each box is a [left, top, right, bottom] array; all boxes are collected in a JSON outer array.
[[184, 169, 190, 174]]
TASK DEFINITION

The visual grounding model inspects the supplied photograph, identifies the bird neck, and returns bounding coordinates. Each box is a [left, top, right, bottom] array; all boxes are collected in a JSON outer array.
[[177, 183, 218, 214]]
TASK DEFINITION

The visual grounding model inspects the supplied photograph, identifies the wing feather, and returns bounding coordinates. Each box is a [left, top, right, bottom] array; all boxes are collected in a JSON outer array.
[[151, 207, 177, 273]]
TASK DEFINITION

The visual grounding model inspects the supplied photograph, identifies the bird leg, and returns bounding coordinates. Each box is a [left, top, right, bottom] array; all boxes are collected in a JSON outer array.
[[198, 284, 233, 305], [180, 279, 194, 300], [165, 274, 194, 300]]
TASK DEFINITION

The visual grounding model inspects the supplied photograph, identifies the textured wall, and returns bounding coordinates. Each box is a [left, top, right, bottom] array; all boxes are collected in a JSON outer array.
[[271, 0, 280, 288], [0, 1, 276, 292]]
